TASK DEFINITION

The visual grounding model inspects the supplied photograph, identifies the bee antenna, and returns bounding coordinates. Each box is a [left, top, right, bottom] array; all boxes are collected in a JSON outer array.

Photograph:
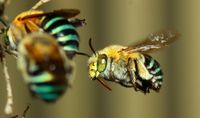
[[89, 38, 97, 56], [76, 51, 90, 57], [96, 78, 112, 91]]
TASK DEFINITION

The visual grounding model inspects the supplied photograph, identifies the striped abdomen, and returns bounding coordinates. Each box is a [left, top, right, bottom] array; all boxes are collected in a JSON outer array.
[[17, 32, 74, 102], [133, 53, 163, 93], [143, 54, 163, 91], [41, 16, 79, 59], [27, 64, 68, 102]]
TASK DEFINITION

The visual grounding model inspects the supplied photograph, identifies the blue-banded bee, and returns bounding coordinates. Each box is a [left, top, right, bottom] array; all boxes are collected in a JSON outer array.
[[0, 0, 86, 102], [5, 0, 85, 59], [88, 30, 179, 93], [17, 31, 74, 102]]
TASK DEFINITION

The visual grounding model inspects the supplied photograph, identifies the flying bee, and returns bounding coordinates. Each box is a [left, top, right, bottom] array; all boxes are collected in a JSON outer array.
[[88, 30, 179, 93], [4, 0, 86, 59], [17, 31, 74, 102]]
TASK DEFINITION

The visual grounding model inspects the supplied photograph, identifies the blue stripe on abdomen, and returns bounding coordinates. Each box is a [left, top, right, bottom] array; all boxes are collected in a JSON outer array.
[[31, 85, 65, 93], [50, 25, 76, 35], [63, 44, 79, 51], [30, 72, 53, 83], [39, 93, 59, 101], [41, 16, 80, 58], [30, 84, 65, 101], [57, 34, 79, 42], [143, 54, 163, 81], [43, 17, 63, 29]]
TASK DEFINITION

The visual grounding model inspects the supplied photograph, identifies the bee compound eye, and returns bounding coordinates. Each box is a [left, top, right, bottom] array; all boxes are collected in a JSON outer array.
[[101, 58, 106, 64], [97, 54, 107, 72]]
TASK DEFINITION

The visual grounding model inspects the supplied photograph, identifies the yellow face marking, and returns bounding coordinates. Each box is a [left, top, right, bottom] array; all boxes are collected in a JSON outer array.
[[88, 61, 97, 79]]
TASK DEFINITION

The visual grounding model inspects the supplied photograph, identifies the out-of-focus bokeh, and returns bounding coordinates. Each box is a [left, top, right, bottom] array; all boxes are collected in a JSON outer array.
[[0, 0, 198, 118]]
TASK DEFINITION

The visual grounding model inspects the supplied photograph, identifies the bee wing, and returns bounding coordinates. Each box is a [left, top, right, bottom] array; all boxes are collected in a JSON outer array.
[[52, 9, 80, 18], [123, 30, 180, 53], [21, 9, 80, 20]]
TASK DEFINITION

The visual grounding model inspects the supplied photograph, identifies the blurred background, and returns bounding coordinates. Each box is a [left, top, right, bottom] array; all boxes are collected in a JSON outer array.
[[0, 0, 198, 118]]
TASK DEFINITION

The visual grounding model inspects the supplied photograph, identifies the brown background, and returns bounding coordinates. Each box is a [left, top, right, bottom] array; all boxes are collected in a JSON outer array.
[[0, 0, 198, 118]]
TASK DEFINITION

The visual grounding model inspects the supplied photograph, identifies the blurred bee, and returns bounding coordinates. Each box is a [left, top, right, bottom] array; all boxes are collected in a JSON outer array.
[[4, 0, 85, 59], [88, 30, 179, 93], [17, 31, 74, 102], [0, 0, 86, 102]]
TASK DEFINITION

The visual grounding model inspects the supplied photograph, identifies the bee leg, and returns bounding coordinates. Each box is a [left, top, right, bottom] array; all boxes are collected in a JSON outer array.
[[68, 18, 86, 27], [126, 58, 139, 91], [133, 59, 151, 93], [135, 82, 147, 93], [109, 58, 115, 81], [118, 81, 133, 88], [133, 81, 149, 94], [139, 80, 151, 93], [4, 45, 18, 57]]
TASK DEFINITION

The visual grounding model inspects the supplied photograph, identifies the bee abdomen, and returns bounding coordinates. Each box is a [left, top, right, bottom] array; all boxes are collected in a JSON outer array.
[[143, 54, 163, 91], [41, 16, 79, 59], [28, 69, 67, 102], [30, 83, 66, 102]]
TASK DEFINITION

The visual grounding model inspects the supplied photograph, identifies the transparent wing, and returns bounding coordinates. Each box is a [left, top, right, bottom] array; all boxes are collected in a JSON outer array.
[[122, 30, 180, 53], [21, 9, 80, 20], [52, 9, 80, 18]]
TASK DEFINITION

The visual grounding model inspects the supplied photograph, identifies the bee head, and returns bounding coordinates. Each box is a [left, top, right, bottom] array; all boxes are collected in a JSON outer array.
[[88, 38, 112, 91], [88, 53, 107, 79], [88, 38, 96, 79], [88, 54, 112, 91], [88, 55, 98, 79]]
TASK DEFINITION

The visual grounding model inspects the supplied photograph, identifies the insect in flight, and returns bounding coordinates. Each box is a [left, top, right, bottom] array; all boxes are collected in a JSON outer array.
[[88, 30, 179, 93], [4, 0, 86, 59], [0, 0, 86, 102], [17, 31, 74, 102]]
